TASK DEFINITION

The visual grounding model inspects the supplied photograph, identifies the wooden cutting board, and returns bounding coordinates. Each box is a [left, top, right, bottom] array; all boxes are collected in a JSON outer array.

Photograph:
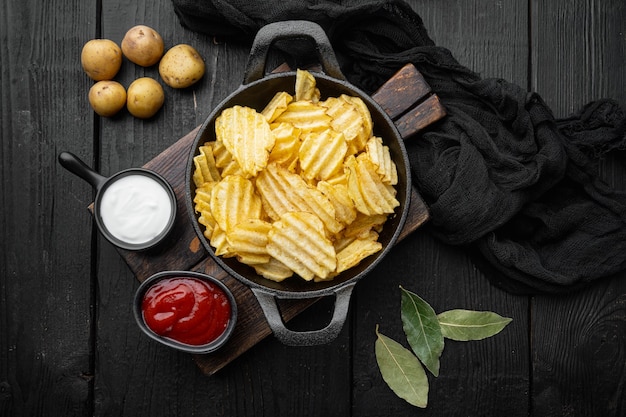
[[112, 63, 445, 375]]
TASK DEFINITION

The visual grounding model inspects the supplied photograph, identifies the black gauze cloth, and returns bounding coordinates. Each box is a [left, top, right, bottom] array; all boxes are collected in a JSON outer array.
[[172, 0, 626, 294]]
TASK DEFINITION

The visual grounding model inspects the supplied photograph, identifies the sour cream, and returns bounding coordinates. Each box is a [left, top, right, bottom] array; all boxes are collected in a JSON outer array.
[[99, 174, 174, 246]]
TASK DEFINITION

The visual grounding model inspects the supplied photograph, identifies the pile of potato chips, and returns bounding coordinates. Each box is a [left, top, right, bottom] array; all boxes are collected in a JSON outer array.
[[192, 69, 399, 283]]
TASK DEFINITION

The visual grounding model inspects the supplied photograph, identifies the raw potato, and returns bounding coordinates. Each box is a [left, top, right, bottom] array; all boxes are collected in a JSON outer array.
[[126, 77, 164, 119], [159, 44, 205, 88], [121, 25, 164, 67], [81, 39, 122, 81], [88, 81, 127, 117]]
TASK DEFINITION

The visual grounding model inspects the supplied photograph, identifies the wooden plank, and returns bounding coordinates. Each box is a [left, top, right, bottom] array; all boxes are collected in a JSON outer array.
[[352, 1, 531, 415], [373, 63, 446, 139], [530, 1, 626, 415], [394, 94, 447, 139], [371, 63, 432, 118], [0, 0, 95, 415]]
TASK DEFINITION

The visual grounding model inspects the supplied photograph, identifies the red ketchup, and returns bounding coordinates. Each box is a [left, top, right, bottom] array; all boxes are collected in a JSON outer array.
[[141, 277, 231, 346]]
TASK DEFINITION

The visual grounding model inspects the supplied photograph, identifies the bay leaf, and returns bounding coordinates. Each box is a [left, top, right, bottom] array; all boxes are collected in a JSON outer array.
[[400, 286, 444, 377], [375, 326, 429, 408], [437, 309, 512, 341]]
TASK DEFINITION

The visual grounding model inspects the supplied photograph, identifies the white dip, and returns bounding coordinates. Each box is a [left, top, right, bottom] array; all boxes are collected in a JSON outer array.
[[99, 174, 173, 245]]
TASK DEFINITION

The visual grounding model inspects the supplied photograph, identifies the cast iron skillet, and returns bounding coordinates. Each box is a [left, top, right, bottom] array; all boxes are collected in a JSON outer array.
[[185, 21, 411, 346]]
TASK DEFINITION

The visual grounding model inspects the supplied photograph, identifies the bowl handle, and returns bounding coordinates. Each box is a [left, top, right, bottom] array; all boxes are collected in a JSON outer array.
[[58, 151, 107, 190], [251, 282, 356, 346], [243, 20, 345, 85]]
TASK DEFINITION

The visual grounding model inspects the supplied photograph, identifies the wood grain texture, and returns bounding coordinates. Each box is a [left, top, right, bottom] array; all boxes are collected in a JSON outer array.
[[531, 1, 626, 415], [371, 64, 431, 118], [372, 64, 447, 140], [531, 0, 626, 116], [411, 0, 529, 85], [532, 284, 626, 416], [2, 0, 626, 415], [0, 0, 95, 415]]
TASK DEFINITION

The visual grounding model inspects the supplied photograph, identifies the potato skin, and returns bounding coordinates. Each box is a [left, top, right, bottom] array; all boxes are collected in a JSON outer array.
[[121, 25, 164, 67], [81, 39, 122, 81], [126, 77, 165, 119], [159, 44, 205, 88], [88, 81, 127, 117]]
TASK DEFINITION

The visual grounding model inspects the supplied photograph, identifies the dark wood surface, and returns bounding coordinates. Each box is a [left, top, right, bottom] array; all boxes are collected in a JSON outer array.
[[1, 1, 625, 416]]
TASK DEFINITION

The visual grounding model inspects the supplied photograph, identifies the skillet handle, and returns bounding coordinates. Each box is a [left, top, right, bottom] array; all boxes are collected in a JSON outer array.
[[243, 20, 345, 85], [251, 282, 355, 346]]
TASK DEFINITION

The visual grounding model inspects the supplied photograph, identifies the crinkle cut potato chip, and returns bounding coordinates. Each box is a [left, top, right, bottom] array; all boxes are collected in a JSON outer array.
[[346, 154, 399, 216], [299, 128, 347, 181], [192, 143, 221, 187], [295, 68, 320, 102], [227, 219, 272, 266], [274, 100, 331, 132], [215, 105, 275, 177], [253, 257, 293, 282], [335, 233, 383, 274], [210, 175, 262, 233], [256, 163, 344, 235], [262, 91, 293, 122], [268, 122, 300, 168], [323, 95, 370, 154], [267, 212, 336, 281], [192, 69, 400, 283], [193, 183, 217, 239], [317, 180, 357, 226], [366, 136, 398, 185], [343, 213, 388, 239], [209, 223, 233, 258]]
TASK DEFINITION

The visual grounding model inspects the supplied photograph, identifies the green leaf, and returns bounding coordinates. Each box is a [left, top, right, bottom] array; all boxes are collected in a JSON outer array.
[[400, 286, 444, 377], [375, 326, 429, 408], [437, 309, 512, 341]]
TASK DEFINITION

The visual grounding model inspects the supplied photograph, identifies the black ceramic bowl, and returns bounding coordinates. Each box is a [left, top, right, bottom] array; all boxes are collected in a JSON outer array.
[[58, 151, 177, 251], [133, 271, 238, 354]]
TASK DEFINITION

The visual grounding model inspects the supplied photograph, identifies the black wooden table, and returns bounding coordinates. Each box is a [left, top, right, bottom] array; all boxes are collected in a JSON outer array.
[[2, 1, 625, 416]]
